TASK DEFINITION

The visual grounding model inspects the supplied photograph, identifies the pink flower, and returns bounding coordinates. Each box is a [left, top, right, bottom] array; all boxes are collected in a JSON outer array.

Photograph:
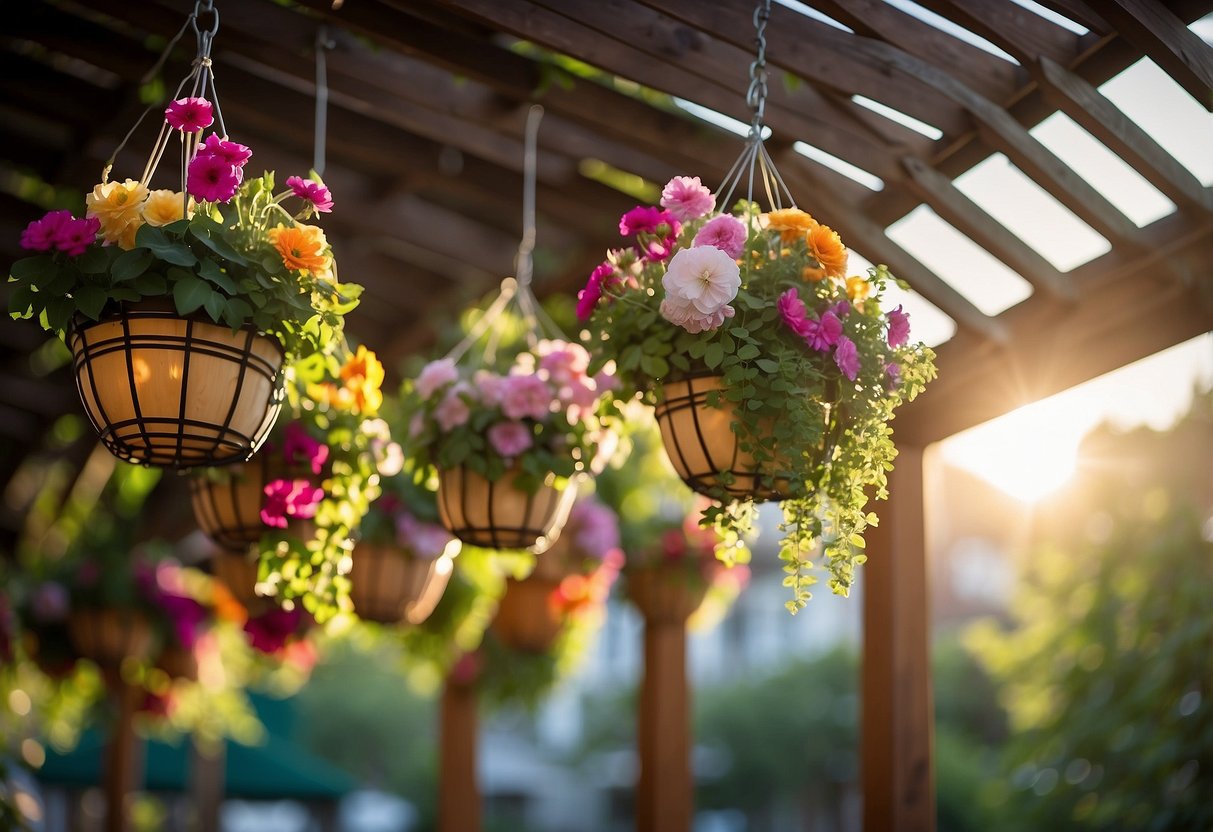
[[834, 336, 860, 381], [660, 293, 735, 333], [286, 175, 334, 213], [692, 214, 747, 258], [619, 205, 680, 238], [488, 421, 534, 458], [804, 311, 843, 352], [660, 175, 716, 221], [282, 422, 328, 475], [538, 340, 590, 385], [777, 288, 812, 339], [395, 513, 454, 557], [576, 261, 615, 321], [197, 133, 252, 168], [434, 385, 471, 431], [54, 216, 100, 256], [244, 607, 304, 654], [571, 499, 621, 559], [164, 97, 214, 132], [187, 153, 241, 203], [887, 305, 910, 348], [884, 361, 902, 388], [20, 210, 73, 252], [472, 370, 508, 407], [830, 300, 851, 319], [500, 374, 553, 421], [662, 245, 740, 314], [415, 358, 459, 399], [260, 478, 324, 528]]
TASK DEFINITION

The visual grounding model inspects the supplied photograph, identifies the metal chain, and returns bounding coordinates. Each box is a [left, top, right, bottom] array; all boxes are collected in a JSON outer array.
[[745, 0, 772, 135], [314, 26, 334, 176]]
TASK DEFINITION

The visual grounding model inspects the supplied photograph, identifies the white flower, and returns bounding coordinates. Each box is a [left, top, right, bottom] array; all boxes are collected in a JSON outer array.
[[662, 245, 740, 314]]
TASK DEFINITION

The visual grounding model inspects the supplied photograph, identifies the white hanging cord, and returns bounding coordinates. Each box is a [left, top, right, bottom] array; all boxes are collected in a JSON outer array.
[[314, 26, 334, 176]]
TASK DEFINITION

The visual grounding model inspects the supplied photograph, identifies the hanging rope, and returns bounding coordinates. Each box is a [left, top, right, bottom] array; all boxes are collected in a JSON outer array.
[[314, 26, 334, 176], [715, 0, 796, 217]]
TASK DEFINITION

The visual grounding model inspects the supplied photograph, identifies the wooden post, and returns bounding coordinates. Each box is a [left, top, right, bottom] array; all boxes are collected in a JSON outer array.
[[103, 677, 143, 832], [636, 610, 693, 832], [189, 740, 225, 832], [438, 676, 480, 832], [861, 444, 935, 831]]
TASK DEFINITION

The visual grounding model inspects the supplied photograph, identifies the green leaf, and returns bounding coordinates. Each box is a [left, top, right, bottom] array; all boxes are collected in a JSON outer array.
[[133, 273, 167, 295], [137, 224, 197, 267], [172, 275, 213, 315], [10, 255, 54, 284], [704, 342, 724, 370], [7, 283, 35, 318], [197, 258, 237, 293], [73, 285, 108, 320], [640, 354, 669, 378], [75, 247, 111, 275], [737, 344, 761, 360], [111, 248, 154, 282], [755, 358, 779, 373], [44, 297, 74, 332], [191, 220, 248, 265], [221, 297, 254, 330], [203, 291, 226, 323]]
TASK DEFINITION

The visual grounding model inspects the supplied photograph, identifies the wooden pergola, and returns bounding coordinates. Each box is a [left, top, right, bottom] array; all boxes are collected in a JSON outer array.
[[2, 1, 1211, 829]]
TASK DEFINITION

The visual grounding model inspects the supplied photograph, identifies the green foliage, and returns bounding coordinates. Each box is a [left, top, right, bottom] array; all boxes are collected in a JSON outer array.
[[967, 507, 1213, 830], [7, 173, 361, 361], [580, 198, 936, 612]]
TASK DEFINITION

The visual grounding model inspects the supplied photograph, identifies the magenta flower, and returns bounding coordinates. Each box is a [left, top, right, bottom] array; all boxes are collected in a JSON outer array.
[[571, 498, 621, 559], [20, 210, 73, 252], [693, 214, 747, 259], [488, 421, 534, 459], [244, 607, 304, 654], [286, 175, 334, 213], [54, 216, 100, 257], [777, 288, 812, 339], [619, 205, 680, 238], [500, 374, 553, 421], [576, 261, 615, 321], [260, 478, 324, 528], [884, 361, 902, 388], [434, 385, 471, 431], [283, 422, 329, 475], [415, 358, 459, 399], [834, 336, 860, 381], [187, 153, 241, 203], [887, 305, 911, 348], [660, 175, 716, 222], [198, 133, 252, 168], [804, 311, 843, 352], [164, 97, 214, 132], [830, 300, 851, 319], [153, 592, 208, 649]]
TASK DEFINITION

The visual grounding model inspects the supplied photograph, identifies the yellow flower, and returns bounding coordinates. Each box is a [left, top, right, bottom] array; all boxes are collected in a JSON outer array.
[[86, 179, 148, 249], [846, 275, 872, 309], [807, 223, 848, 278], [268, 224, 331, 275], [764, 208, 817, 244], [801, 266, 828, 282], [338, 345, 385, 414], [141, 189, 194, 227]]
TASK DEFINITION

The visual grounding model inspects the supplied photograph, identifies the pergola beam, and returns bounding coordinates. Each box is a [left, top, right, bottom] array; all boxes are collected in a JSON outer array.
[[1097, 0, 1213, 110]]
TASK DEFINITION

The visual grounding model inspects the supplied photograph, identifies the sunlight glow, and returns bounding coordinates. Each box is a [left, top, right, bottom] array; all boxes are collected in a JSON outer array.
[[1007, 0, 1089, 35], [793, 141, 884, 190], [672, 98, 769, 139], [849, 249, 957, 347], [772, 0, 852, 31], [884, 0, 1019, 63], [851, 95, 944, 139]]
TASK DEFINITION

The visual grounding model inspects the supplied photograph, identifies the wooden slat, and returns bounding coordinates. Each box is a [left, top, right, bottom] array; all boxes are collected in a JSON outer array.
[[1035, 55, 1213, 211], [862, 444, 934, 832], [1030, 0, 1114, 34], [917, 0, 1083, 65], [901, 155, 1077, 300], [1097, 0, 1213, 110]]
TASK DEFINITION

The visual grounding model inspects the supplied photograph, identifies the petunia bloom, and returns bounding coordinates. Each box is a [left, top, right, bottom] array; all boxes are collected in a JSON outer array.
[[260, 478, 324, 528], [887, 305, 910, 348], [834, 336, 860, 381], [804, 311, 843, 352], [164, 97, 214, 132], [488, 421, 534, 459], [692, 214, 747, 259], [660, 175, 715, 222], [577, 261, 616, 321], [662, 245, 741, 315], [186, 153, 241, 203], [660, 293, 735, 333], [286, 175, 334, 213], [20, 210, 73, 252], [197, 133, 252, 168], [244, 607, 304, 654], [267, 224, 331, 274], [282, 421, 329, 475], [54, 216, 101, 257], [777, 288, 812, 339], [619, 205, 680, 238]]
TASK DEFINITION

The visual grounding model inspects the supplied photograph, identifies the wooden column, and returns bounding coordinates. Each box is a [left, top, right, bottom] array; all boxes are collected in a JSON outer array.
[[438, 677, 480, 832], [861, 444, 934, 831], [189, 741, 225, 832], [103, 678, 143, 832], [636, 607, 694, 832]]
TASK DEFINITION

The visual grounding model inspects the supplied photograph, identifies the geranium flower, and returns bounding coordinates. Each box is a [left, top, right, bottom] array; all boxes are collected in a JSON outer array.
[[141, 190, 193, 227], [283, 422, 329, 475], [416, 358, 459, 399], [286, 175, 334, 213], [260, 478, 324, 528], [693, 214, 747, 258], [619, 205, 680, 237], [500, 374, 553, 421], [765, 207, 817, 243], [660, 175, 715, 221], [267, 224, 331, 274], [537, 340, 590, 385], [808, 224, 848, 278], [834, 336, 860, 381], [887, 305, 910, 348], [164, 97, 214, 132], [54, 216, 101, 257], [20, 210, 72, 252], [662, 245, 741, 315], [487, 421, 533, 458], [434, 384, 471, 431], [186, 153, 242, 203]]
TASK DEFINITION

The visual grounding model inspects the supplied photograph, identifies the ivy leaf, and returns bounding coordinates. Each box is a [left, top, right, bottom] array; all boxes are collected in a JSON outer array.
[[191, 219, 248, 266], [704, 342, 724, 370], [73, 285, 108, 320], [221, 297, 254, 330], [172, 275, 213, 315], [111, 249, 154, 282], [7, 283, 35, 318]]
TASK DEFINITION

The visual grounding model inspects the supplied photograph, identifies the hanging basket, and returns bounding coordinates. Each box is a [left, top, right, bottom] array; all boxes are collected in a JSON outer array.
[[348, 543, 457, 626], [437, 465, 577, 552], [68, 301, 284, 469], [209, 549, 264, 611], [627, 566, 710, 626], [490, 576, 564, 654], [654, 375, 786, 502], [66, 607, 154, 670], [189, 455, 313, 551]]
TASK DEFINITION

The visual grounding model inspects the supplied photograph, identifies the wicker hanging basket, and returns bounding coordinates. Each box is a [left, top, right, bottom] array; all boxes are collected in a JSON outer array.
[[69, 301, 284, 469], [66, 607, 154, 671], [654, 375, 786, 503], [626, 566, 710, 626], [348, 542, 457, 626], [437, 465, 577, 553]]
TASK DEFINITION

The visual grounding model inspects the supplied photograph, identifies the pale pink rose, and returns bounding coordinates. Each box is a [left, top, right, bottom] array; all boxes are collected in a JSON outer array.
[[415, 358, 459, 399], [660, 175, 716, 221], [473, 370, 508, 407], [500, 374, 553, 421], [662, 245, 740, 315], [434, 383, 471, 431], [537, 340, 590, 385], [660, 293, 735, 334], [692, 214, 747, 259], [488, 421, 534, 458]]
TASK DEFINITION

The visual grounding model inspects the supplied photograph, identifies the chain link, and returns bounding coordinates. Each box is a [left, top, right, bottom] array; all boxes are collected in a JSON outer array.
[[745, 0, 772, 132]]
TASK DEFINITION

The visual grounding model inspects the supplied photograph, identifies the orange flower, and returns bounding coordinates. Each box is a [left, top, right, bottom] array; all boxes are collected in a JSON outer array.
[[807, 223, 848, 278], [338, 345, 385, 414], [268, 223, 331, 274], [801, 266, 828, 282], [846, 275, 872, 308], [765, 207, 817, 243]]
